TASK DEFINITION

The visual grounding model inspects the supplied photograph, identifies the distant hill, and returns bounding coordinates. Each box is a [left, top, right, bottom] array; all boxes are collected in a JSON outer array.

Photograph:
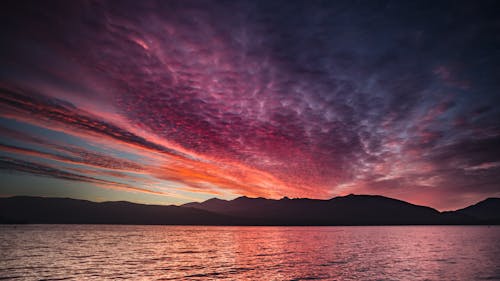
[[0, 196, 239, 225], [453, 198, 500, 223], [184, 194, 476, 225], [1, 195, 498, 225]]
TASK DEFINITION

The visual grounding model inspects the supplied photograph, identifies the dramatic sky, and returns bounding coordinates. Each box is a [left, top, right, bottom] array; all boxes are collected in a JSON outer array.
[[1, 0, 499, 210]]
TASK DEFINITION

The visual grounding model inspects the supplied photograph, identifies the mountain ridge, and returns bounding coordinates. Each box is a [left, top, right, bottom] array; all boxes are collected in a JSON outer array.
[[0, 196, 240, 225], [452, 197, 500, 223], [1, 195, 499, 225]]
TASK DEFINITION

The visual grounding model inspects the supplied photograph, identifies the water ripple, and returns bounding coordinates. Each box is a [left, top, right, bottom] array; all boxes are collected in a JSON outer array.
[[0, 225, 499, 280]]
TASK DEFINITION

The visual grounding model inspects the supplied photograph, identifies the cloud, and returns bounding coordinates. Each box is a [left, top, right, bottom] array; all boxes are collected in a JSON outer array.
[[0, 156, 165, 196], [0, 142, 142, 173], [0, 85, 300, 198]]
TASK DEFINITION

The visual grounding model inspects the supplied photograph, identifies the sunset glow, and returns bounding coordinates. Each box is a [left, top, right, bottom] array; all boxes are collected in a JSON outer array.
[[1, 1, 499, 210]]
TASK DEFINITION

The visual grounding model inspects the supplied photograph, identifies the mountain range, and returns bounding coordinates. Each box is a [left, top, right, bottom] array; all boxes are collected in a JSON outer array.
[[1, 194, 499, 225]]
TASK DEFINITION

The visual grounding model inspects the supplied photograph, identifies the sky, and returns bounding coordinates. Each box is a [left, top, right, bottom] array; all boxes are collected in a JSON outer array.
[[0, 0, 499, 210]]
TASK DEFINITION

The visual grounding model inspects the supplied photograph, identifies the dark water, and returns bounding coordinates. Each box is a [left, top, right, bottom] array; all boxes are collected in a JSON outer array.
[[1, 225, 499, 280]]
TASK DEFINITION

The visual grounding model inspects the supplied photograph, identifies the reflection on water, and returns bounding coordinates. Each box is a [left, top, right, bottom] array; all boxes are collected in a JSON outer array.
[[1, 225, 499, 280]]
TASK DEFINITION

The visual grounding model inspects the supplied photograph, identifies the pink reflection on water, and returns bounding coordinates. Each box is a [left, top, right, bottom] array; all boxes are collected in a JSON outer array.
[[0, 225, 499, 280]]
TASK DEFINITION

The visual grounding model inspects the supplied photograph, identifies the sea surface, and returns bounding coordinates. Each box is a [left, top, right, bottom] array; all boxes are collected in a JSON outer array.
[[0, 225, 499, 280]]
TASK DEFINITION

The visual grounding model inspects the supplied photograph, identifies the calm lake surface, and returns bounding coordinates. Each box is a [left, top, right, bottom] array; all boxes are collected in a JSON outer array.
[[1, 225, 499, 280]]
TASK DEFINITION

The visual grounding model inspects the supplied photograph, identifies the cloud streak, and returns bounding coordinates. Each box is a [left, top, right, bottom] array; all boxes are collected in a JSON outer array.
[[0, 156, 165, 196]]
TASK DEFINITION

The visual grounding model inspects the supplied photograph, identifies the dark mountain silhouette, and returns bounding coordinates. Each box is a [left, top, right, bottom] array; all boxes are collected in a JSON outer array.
[[453, 198, 500, 224], [1, 194, 498, 225], [0, 196, 239, 225], [183, 194, 476, 225]]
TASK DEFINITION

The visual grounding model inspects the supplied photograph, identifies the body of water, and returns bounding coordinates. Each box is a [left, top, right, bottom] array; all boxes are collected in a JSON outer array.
[[1, 225, 499, 280]]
